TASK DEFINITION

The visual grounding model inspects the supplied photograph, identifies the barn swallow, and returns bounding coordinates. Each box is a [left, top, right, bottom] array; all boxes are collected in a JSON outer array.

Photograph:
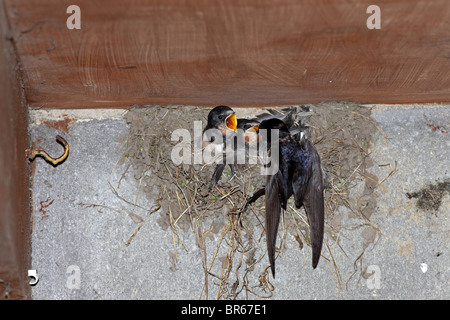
[[203, 106, 237, 188], [202, 105, 237, 149], [258, 118, 324, 277], [253, 107, 310, 142], [209, 118, 260, 189], [208, 107, 303, 189], [237, 118, 260, 145]]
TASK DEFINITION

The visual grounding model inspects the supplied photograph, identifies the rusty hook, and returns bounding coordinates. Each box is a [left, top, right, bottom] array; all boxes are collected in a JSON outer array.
[[26, 135, 69, 166]]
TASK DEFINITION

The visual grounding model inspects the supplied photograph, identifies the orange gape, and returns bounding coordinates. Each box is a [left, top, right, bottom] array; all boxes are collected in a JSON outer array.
[[225, 113, 237, 132]]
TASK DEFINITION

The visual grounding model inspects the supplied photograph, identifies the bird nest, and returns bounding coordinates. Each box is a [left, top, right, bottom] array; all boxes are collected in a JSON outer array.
[[116, 102, 384, 299]]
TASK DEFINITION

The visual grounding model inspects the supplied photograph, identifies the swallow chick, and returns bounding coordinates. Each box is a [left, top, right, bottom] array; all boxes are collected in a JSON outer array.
[[208, 107, 303, 189], [237, 118, 260, 144], [203, 106, 237, 188], [202, 105, 237, 149], [209, 118, 260, 189], [259, 118, 324, 277]]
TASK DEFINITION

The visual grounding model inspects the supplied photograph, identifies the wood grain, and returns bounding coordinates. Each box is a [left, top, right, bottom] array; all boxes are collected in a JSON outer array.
[[4, 0, 450, 108], [0, 0, 31, 299]]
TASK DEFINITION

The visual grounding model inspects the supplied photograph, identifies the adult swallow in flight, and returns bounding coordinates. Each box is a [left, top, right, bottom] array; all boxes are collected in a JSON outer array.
[[258, 118, 324, 277]]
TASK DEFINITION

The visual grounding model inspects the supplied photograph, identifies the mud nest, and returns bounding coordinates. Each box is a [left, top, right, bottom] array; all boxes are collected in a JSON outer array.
[[117, 102, 381, 299]]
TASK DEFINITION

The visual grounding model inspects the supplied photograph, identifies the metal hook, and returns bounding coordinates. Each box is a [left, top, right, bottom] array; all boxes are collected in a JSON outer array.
[[26, 135, 69, 166]]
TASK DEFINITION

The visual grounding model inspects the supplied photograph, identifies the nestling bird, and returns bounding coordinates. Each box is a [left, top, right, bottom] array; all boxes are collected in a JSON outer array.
[[208, 117, 260, 189], [207, 107, 303, 189], [258, 118, 324, 277], [202, 106, 237, 179], [202, 105, 237, 149]]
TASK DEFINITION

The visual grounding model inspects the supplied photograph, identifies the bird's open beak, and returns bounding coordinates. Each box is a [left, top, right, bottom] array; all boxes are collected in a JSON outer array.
[[244, 125, 260, 144], [247, 126, 259, 133], [225, 113, 237, 131]]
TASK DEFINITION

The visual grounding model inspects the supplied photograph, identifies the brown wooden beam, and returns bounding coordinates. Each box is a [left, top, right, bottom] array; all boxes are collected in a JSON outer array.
[[0, 0, 31, 300], [4, 0, 450, 109]]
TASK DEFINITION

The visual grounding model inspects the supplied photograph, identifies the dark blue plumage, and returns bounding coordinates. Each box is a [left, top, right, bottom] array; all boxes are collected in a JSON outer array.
[[259, 118, 324, 277]]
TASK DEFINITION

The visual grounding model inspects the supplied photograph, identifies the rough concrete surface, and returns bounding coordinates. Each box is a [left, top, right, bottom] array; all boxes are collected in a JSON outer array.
[[29, 104, 449, 300]]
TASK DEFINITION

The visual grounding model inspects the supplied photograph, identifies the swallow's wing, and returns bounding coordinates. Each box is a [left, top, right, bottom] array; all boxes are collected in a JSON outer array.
[[265, 170, 283, 278], [301, 141, 324, 268], [253, 108, 293, 125], [253, 107, 308, 142]]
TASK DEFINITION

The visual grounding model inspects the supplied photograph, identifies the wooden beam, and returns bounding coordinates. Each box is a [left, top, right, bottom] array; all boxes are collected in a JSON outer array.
[[4, 0, 450, 108], [0, 0, 31, 300]]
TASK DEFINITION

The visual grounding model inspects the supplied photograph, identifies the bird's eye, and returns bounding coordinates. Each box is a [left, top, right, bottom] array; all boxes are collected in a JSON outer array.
[[218, 115, 223, 120]]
